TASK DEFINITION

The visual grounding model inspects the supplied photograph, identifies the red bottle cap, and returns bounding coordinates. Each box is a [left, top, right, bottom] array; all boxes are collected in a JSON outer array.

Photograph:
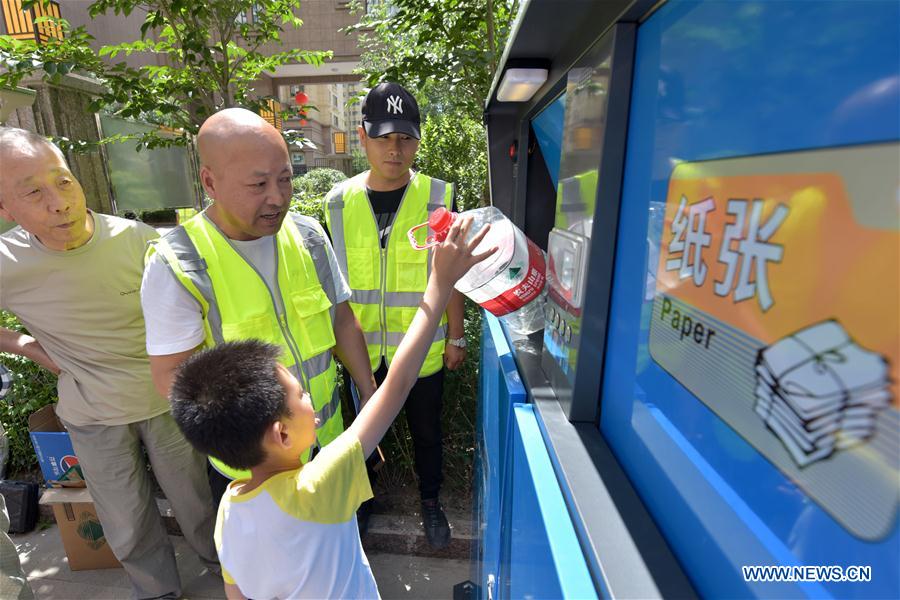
[[428, 207, 455, 241]]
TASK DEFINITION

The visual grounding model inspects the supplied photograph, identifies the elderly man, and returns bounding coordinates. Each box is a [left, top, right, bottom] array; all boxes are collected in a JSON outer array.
[[0, 127, 218, 599], [141, 108, 375, 490]]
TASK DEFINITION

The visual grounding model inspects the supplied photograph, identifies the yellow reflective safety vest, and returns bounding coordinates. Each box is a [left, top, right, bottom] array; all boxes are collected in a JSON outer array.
[[146, 212, 342, 475], [175, 207, 198, 224], [324, 172, 452, 377]]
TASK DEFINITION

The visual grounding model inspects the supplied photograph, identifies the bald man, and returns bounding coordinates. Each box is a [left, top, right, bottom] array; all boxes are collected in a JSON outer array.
[[0, 127, 218, 599], [141, 109, 375, 494]]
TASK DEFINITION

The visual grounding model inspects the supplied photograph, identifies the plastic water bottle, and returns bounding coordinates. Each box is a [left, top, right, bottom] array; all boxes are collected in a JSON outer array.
[[408, 207, 547, 334]]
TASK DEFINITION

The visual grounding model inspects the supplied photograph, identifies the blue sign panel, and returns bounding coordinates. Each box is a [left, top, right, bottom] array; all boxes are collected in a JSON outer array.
[[600, 1, 899, 598]]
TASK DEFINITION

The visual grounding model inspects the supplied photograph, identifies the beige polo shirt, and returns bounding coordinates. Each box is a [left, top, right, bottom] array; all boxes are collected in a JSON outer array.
[[0, 213, 168, 426]]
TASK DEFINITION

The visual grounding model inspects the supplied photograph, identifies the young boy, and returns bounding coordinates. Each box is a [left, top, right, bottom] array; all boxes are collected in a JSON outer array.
[[169, 216, 494, 599]]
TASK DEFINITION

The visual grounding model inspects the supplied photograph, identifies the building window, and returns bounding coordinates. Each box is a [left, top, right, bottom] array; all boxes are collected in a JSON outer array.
[[291, 152, 305, 165], [258, 99, 283, 131], [333, 132, 347, 154], [2, 0, 64, 43], [332, 115, 340, 128]]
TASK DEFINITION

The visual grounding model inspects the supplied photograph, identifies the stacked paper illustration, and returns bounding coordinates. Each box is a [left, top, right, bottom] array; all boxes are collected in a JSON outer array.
[[754, 320, 892, 467]]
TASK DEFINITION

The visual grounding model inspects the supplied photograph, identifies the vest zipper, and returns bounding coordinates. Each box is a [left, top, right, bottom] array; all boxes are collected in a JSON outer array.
[[270, 241, 308, 389], [220, 229, 307, 388], [380, 245, 387, 360]]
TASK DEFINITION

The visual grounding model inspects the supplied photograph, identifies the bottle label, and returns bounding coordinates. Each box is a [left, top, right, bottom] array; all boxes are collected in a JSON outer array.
[[473, 231, 546, 317]]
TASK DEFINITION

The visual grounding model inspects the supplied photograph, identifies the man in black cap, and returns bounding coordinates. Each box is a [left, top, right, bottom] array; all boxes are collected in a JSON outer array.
[[323, 82, 465, 549]]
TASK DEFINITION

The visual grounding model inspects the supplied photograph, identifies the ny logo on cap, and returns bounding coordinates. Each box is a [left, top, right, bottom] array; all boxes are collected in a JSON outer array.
[[387, 95, 403, 115]]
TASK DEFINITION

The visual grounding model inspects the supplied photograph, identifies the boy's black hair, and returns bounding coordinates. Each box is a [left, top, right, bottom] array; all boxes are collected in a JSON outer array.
[[169, 340, 290, 470]]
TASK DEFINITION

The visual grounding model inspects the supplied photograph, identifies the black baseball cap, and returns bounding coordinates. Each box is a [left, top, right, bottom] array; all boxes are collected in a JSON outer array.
[[361, 82, 421, 139]]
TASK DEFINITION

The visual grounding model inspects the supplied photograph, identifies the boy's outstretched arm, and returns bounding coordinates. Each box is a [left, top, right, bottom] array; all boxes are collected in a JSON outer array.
[[348, 216, 497, 458]]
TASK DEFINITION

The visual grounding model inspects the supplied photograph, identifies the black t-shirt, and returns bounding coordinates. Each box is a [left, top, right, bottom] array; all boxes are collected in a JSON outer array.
[[368, 185, 407, 248]]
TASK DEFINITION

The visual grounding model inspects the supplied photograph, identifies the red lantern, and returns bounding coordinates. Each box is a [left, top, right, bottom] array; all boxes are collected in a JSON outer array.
[[294, 91, 309, 106]]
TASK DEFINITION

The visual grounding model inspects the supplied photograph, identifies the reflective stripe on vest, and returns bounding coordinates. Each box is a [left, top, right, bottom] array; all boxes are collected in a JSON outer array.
[[147, 212, 342, 442], [325, 172, 452, 376]]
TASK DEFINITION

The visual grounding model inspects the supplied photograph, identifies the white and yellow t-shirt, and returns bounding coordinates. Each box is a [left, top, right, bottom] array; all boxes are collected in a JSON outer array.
[[215, 431, 378, 599]]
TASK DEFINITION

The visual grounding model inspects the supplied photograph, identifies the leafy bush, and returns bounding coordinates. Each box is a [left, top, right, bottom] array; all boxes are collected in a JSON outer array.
[[416, 112, 488, 211], [139, 208, 178, 224], [0, 311, 59, 476], [289, 168, 348, 225]]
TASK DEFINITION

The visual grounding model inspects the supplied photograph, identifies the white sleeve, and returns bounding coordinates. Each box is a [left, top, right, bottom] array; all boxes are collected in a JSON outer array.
[[140, 253, 207, 356], [310, 219, 351, 305], [327, 242, 351, 305]]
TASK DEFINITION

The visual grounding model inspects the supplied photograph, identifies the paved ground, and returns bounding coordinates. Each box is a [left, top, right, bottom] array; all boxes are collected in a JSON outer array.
[[12, 509, 474, 599]]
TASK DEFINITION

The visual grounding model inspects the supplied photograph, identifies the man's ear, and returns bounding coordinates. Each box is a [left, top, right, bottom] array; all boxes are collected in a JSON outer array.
[[0, 197, 15, 223], [357, 125, 368, 152], [199, 165, 217, 199]]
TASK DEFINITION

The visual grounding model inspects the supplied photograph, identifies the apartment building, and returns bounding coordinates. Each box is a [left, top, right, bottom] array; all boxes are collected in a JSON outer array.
[[1, 0, 367, 174]]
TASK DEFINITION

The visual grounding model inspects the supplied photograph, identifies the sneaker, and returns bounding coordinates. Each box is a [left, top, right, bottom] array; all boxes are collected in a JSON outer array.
[[421, 498, 450, 549], [357, 498, 373, 537]]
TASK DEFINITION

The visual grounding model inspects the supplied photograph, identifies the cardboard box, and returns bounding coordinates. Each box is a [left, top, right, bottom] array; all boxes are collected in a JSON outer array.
[[39, 487, 120, 571], [28, 405, 79, 482]]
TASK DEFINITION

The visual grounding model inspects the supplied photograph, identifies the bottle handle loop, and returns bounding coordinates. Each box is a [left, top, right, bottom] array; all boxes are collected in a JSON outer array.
[[407, 222, 441, 250]]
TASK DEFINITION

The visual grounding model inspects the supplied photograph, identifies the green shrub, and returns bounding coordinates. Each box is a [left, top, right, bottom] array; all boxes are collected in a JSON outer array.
[[0, 311, 59, 476], [290, 168, 348, 225], [138, 208, 178, 224]]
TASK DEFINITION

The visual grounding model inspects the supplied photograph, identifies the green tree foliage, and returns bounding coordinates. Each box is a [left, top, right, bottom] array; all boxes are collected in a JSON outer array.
[[289, 168, 347, 224], [0, 311, 58, 476], [350, 147, 368, 175], [349, 0, 519, 117], [416, 112, 487, 211], [0, 0, 329, 148]]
